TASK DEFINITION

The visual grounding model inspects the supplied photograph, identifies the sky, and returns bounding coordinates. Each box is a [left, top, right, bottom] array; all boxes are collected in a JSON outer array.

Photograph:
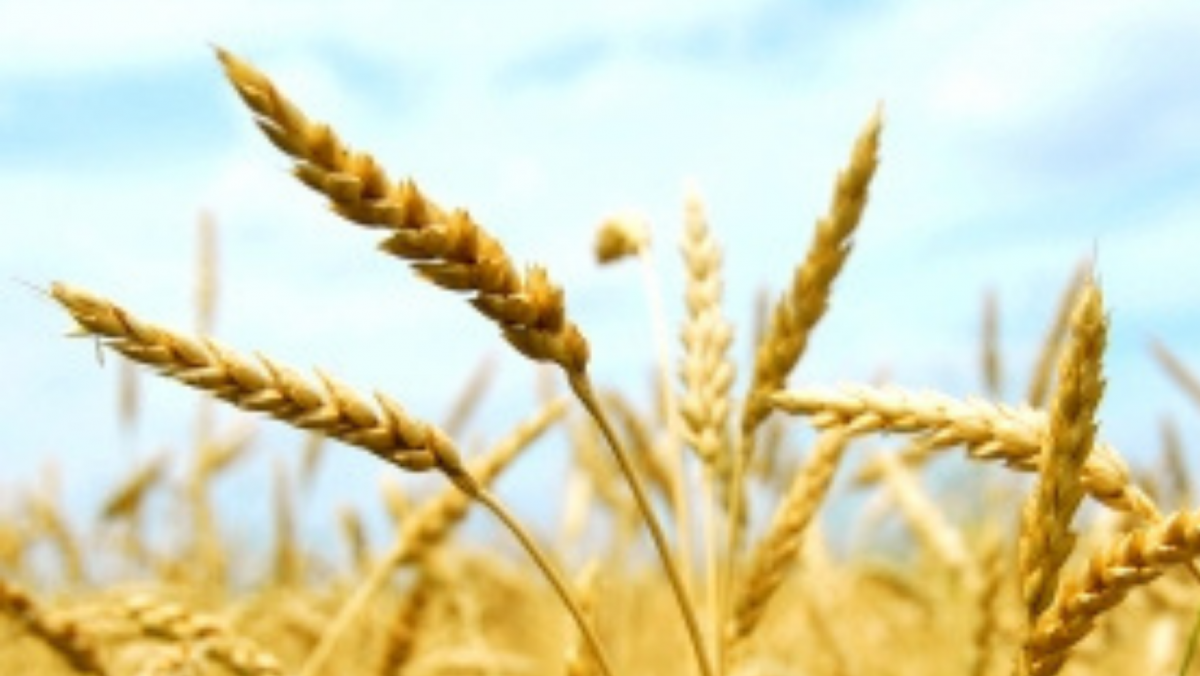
[[3, 1, 1200, 553]]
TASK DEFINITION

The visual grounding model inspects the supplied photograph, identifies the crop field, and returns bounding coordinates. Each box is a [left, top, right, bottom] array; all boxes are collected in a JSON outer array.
[[5, 46, 1200, 676]]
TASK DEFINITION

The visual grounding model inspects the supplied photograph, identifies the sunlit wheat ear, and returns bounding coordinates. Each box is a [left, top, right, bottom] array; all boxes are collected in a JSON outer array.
[[1027, 261, 1089, 407], [119, 593, 284, 676], [770, 385, 1158, 522], [0, 577, 107, 675], [727, 429, 852, 661], [1018, 279, 1106, 635], [1024, 510, 1200, 676], [52, 284, 615, 676], [50, 282, 473, 487], [678, 188, 736, 484], [218, 48, 709, 676], [215, 48, 588, 374], [740, 107, 882, 443]]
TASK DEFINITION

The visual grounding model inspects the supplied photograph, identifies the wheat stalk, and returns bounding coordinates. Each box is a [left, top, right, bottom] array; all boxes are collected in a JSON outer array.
[[217, 48, 710, 676], [51, 283, 613, 676], [298, 399, 568, 676]]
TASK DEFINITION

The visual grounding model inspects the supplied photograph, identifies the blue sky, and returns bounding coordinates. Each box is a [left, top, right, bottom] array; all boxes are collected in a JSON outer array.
[[4, 1, 1200, 542]]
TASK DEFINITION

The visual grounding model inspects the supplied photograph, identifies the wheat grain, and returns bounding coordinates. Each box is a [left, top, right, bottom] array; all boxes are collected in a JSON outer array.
[[594, 214, 650, 264]]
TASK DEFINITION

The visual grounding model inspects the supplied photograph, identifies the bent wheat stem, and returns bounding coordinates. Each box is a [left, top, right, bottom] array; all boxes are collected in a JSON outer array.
[[219, 46, 711, 676], [51, 284, 614, 676], [569, 370, 715, 676], [475, 489, 615, 676], [299, 399, 567, 676]]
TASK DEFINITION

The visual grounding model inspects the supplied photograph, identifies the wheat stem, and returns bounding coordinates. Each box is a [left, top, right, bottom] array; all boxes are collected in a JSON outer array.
[[475, 489, 616, 676], [569, 371, 714, 676]]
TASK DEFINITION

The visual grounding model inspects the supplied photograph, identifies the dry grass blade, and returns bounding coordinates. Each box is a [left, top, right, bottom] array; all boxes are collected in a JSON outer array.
[[770, 385, 1157, 521], [1018, 279, 1106, 668], [215, 48, 588, 374]]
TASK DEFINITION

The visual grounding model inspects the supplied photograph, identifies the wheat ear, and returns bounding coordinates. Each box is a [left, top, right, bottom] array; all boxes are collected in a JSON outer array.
[[678, 187, 736, 484], [52, 282, 473, 487], [723, 109, 881, 666], [678, 186, 737, 670], [1026, 261, 1088, 407], [727, 429, 852, 662], [215, 48, 587, 374], [218, 48, 709, 676], [770, 385, 1156, 521], [738, 108, 881, 446], [1018, 280, 1105, 626], [118, 593, 283, 676], [0, 577, 108, 675], [1024, 510, 1200, 676], [51, 285, 613, 676]]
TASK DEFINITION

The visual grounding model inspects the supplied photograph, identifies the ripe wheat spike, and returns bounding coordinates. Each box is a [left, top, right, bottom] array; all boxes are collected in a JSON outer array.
[[215, 48, 588, 374]]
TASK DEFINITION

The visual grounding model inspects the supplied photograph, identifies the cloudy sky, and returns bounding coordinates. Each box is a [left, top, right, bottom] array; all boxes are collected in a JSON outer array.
[[3, 1, 1200, 539]]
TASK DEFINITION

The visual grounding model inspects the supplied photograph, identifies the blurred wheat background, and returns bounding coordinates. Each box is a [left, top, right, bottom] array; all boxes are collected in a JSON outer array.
[[3, 3, 1200, 674]]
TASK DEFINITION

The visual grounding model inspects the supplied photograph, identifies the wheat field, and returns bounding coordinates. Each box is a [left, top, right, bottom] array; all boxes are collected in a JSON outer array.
[[6, 46, 1200, 676]]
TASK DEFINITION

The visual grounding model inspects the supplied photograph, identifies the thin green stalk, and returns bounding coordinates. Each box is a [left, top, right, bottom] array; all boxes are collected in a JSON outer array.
[[569, 371, 715, 676]]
